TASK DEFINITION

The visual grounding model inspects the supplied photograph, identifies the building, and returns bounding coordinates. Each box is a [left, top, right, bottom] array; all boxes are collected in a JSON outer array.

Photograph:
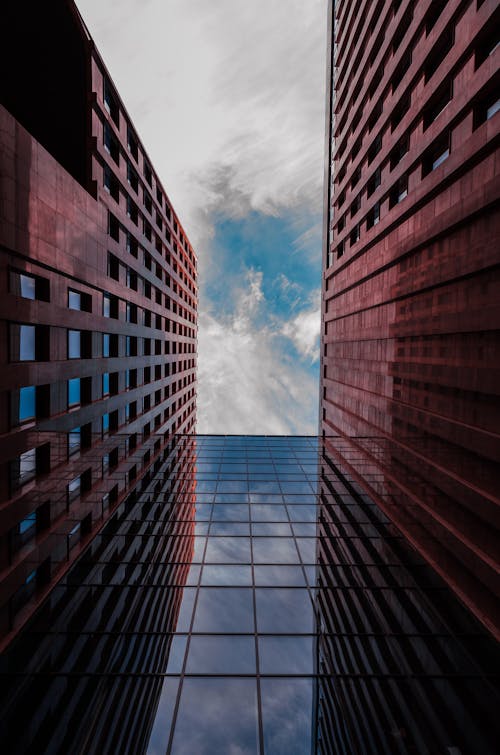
[[321, 0, 500, 639], [1, 435, 499, 753], [0, 0, 197, 647]]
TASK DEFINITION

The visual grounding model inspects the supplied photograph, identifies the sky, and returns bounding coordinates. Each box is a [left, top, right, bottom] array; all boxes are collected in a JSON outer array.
[[77, 0, 328, 434]]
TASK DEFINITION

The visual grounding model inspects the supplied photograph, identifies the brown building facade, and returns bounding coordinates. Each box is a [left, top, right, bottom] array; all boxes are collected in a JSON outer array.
[[0, 1, 197, 646], [321, 0, 500, 638]]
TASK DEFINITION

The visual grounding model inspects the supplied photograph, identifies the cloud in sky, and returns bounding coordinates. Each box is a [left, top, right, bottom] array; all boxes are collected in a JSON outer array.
[[198, 270, 319, 435], [77, 0, 327, 434]]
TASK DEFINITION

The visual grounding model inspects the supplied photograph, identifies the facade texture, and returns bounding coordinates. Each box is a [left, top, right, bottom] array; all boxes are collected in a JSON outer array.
[[321, 0, 500, 639], [0, 1, 197, 647], [1, 436, 499, 754]]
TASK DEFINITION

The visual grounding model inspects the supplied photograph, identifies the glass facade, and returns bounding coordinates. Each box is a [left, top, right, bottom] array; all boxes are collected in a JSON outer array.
[[0, 436, 498, 754]]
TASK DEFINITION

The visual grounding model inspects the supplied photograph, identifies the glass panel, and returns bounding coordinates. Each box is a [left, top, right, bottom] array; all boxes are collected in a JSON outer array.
[[250, 504, 288, 521], [255, 588, 314, 633], [211, 504, 249, 521], [146, 677, 179, 755], [68, 330, 80, 359], [201, 565, 253, 586], [19, 386, 36, 422], [209, 522, 250, 536], [19, 274, 36, 300], [68, 378, 80, 407], [170, 678, 258, 755], [19, 325, 36, 360], [193, 588, 254, 632], [251, 522, 292, 536], [261, 678, 314, 755], [204, 537, 251, 564], [68, 290, 81, 310], [252, 538, 300, 564], [254, 565, 306, 587], [259, 636, 315, 674], [186, 636, 256, 674]]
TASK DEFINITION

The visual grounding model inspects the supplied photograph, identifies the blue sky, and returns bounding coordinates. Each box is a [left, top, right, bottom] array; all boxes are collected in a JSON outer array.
[[77, 0, 327, 433]]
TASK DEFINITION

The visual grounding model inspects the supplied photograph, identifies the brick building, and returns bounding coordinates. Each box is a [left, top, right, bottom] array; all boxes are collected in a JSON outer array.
[[321, 0, 500, 638], [0, 0, 197, 646]]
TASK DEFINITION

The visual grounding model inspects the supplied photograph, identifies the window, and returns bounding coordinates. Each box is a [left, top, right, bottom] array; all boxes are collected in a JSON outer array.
[[10, 502, 50, 559], [423, 80, 452, 130], [390, 134, 410, 169], [422, 135, 450, 176], [104, 78, 119, 126], [473, 91, 500, 129], [366, 202, 381, 229], [126, 232, 138, 258], [17, 386, 35, 423], [10, 270, 49, 301], [104, 165, 119, 202], [68, 330, 91, 359], [103, 373, 110, 396], [10, 443, 50, 494], [68, 330, 81, 359], [68, 427, 81, 457], [389, 175, 408, 207], [367, 167, 381, 197], [144, 161, 152, 186], [103, 334, 110, 358], [127, 125, 138, 161], [350, 224, 360, 245], [11, 323, 49, 361], [126, 302, 137, 323], [127, 161, 139, 193], [68, 378, 81, 408], [67, 475, 81, 506], [108, 212, 120, 242], [104, 122, 119, 164], [103, 292, 119, 318], [68, 289, 91, 312], [102, 413, 109, 436], [107, 253, 120, 282]]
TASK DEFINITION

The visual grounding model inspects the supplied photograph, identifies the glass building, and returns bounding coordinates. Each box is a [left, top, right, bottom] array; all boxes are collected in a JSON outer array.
[[1, 435, 498, 754]]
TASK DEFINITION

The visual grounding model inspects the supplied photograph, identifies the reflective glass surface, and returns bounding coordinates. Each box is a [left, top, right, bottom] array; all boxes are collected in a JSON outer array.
[[0, 436, 499, 755]]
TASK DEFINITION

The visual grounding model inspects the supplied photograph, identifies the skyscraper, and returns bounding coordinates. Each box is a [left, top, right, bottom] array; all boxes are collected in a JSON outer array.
[[0, 0, 197, 647], [321, 0, 500, 638]]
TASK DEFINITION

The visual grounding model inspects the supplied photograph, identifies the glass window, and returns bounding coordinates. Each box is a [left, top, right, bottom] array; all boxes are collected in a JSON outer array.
[[102, 413, 109, 435], [102, 373, 110, 396], [261, 679, 314, 755], [18, 273, 36, 300], [67, 475, 81, 505], [10, 324, 36, 361], [68, 330, 81, 359], [193, 588, 254, 632], [68, 290, 81, 310], [170, 679, 258, 755], [18, 386, 36, 423], [186, 636, 256, 674], [68, 428, 81, 457], [103, 334, 110, 358], [68, 378, 80, 407], [103, 295, 111, 318]]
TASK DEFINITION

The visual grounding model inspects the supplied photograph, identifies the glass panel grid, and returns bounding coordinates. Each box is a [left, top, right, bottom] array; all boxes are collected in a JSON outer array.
[[1, 436, 499, 755]]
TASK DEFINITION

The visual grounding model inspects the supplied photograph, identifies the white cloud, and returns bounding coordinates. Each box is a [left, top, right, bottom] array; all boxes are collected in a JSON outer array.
[[281, 296, 321, 362], [197, 272, 319, 434], [76, 0, 327, 251]]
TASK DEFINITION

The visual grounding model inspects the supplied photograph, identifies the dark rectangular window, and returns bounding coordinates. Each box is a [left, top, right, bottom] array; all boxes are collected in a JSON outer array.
[[10, 324, 50, 362], [68, 378, 80, 407], [367, 167, 381, 197], [103, 165, 119, 202], [10, 270, 50, 302], [104, 122, 119, 164], [108, 212, 120, 242], [127, 125, 138, 161], [422, 134, 450, 176], [390, 134, 410, 169], [68, 288, 91, 312], [127, 161, 139, 193], [104, 79, 119, 126], [389, 175, 408, 207]]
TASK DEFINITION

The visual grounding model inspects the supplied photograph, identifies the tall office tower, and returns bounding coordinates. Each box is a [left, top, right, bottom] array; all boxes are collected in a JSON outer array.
[[321, 0, 500, 638], [0, 1, 197, 647]]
